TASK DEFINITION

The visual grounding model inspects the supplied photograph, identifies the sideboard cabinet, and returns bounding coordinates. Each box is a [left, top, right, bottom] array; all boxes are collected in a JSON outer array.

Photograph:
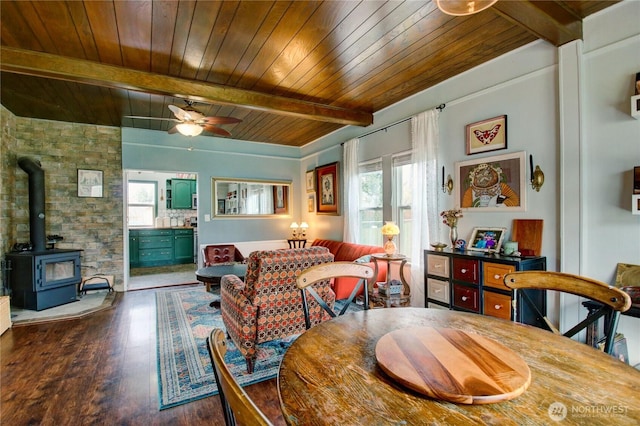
[[424, 249, 547, 328]]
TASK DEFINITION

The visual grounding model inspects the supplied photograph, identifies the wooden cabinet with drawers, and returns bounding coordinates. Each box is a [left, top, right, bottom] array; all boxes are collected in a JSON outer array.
[[424, 249, 547, 328]]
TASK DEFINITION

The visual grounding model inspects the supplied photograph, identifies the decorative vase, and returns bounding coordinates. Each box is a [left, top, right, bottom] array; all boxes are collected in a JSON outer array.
[[384, 235, 397, 256], [449, 226, 458, 249]]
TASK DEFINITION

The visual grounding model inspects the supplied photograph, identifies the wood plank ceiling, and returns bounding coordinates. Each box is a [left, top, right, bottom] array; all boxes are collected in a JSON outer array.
[[0, 1, 618, 147]]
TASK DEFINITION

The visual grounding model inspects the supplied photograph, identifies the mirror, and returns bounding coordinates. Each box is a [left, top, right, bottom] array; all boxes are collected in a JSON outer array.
[[212, 177, 291, 217]]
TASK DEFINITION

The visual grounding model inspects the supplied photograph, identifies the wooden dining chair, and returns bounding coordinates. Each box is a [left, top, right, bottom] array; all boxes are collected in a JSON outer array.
[[206, 329, 273, 426], [503, 271, 631, 354], [296, 261, 374, 330]]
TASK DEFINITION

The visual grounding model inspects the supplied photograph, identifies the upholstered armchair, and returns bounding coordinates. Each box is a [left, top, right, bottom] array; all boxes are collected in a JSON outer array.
[[202, 244, 245, 267], [220, 247, 335, 373]]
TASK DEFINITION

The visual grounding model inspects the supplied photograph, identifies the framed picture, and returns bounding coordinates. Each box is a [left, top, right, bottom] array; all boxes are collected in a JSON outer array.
[[306, 170, 315, 192], [465, 115, 507, 155], [77, 169, 103, 198], [273, 185, 288, 214], [308, 193, 315, 212], [217, 199, 225, 215], [316, 162, 339, 215], [455, 151, 526, 212], [468, 227, 507, 253]]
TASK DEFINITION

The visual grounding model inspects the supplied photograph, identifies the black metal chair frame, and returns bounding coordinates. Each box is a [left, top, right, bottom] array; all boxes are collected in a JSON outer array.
[[297, 261, 374, 330], [504, 271, 631, 355]]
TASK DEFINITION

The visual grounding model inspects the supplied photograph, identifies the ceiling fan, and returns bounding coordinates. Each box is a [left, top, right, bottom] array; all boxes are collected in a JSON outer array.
[[125, 101, 242, 137]]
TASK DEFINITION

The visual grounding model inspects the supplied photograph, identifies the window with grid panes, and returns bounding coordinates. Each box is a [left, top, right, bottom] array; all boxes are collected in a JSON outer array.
[[128, 181, 157, 227], [358, 160, 383, 246]]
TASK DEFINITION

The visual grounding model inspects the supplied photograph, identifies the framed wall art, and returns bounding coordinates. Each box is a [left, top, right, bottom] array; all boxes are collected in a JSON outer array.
[[77, 169, 103, 198], [465, 115, 507, 155], [308, 193, 315, 212], [468, 227, 507, 253], [316, 162, 339, 215], [306, 170, 316, 192], [455, 151, 526, 212]]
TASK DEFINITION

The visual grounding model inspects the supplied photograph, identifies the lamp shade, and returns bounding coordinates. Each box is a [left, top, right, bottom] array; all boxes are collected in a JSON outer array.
[[299, 222, 309, 229], [290, 222, 299, 229], [176, 123, 204, 136], [436, 0, 498, 16]]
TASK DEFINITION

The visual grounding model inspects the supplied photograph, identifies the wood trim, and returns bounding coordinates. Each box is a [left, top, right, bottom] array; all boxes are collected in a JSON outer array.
[[492, 0, 582, 46], [0, 46, 372, 127]]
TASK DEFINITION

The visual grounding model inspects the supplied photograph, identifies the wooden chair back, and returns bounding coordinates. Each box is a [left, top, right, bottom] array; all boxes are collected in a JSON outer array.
[[296, 262, 374, 329], [504, 271, 631, 354], [206, 329, 273, 426]]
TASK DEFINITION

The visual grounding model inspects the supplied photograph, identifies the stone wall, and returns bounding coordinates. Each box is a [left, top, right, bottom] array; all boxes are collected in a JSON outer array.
[[0, 106, 124, 291]]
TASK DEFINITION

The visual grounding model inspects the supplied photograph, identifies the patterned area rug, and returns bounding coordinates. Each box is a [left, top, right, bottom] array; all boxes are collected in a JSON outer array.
[[155, 288, 298, 410]]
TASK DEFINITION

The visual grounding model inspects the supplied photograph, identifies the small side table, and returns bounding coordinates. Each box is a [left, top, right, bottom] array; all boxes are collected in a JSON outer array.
[[288, 239, 307, 248], [370, 253, 410, 296]]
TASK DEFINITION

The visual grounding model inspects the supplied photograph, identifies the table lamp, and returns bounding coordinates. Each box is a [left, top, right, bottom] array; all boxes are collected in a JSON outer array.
[[290, 222, 299, 239], [299, 222, 309, 239], [381, 222, 400, 256]]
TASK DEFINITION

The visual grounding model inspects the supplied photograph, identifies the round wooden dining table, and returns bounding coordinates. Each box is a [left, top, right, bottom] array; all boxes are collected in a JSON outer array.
[[277, 308, 640, 425]]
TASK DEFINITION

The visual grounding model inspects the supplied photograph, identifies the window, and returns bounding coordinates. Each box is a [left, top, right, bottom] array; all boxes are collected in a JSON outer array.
[[128, 181, 157, 227], [357, 153, 414, 254], [358, 160, 383, 246], [393, 153, 413, 255]]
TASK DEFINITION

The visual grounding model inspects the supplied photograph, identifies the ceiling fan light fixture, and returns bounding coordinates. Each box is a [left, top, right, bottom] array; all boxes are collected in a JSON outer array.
[[176, 123, 203, 137], [436, 0, 498, 16]]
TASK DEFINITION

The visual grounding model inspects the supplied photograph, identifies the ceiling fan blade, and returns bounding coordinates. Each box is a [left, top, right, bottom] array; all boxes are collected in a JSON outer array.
[[169, 104, 203, 122], [200, 116, 242, 125], [124, 115, 179, 122], [167, 125, 179, 134], [203, 125, 231, 137]]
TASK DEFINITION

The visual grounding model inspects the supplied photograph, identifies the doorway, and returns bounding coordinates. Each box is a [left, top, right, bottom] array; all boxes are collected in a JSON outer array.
[[125, 170, 199, 291]]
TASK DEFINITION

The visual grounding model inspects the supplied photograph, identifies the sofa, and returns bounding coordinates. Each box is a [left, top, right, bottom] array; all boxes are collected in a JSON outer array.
[[310, 239, 387, 299], [220, 247, 335, 373]]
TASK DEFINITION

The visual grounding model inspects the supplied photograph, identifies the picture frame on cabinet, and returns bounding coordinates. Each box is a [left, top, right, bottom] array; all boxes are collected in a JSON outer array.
[[468, 227, 507, 253], [465, 115, 507, 155], [455, 151, 526, 212]]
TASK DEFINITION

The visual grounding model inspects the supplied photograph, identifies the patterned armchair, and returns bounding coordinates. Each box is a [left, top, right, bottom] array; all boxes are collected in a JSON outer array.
[[220, 247, 335, 373]]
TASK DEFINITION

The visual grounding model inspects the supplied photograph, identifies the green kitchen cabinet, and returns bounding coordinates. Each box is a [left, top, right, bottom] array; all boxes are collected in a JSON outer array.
[[129, 228, 194, 267], [129, 232, 140, 266], [166, 179, 196, 209], [174, 229, 194, 264]]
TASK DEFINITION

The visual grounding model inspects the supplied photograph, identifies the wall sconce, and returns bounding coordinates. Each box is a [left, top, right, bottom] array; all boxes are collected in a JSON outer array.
[[529, 154, 545, 192], [290, 222, 299, 239], [299, 222, 309, 239], [442, 166, 454, 195]]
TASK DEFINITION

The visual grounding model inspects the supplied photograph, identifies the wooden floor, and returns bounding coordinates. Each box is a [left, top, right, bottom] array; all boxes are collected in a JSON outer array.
[[0, 287, 286, 425]]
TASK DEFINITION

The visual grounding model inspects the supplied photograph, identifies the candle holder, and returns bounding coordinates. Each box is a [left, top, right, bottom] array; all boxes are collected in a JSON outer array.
[[441, 166, 454, 195]]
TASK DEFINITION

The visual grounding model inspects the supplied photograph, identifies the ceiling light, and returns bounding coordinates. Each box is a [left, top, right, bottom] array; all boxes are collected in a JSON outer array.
[[176, 123, 203, 137], [436, 0, 498, 16]]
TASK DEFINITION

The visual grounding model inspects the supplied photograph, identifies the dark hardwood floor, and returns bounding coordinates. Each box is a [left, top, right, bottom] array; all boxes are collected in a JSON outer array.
[[0, 287, 286, 425]]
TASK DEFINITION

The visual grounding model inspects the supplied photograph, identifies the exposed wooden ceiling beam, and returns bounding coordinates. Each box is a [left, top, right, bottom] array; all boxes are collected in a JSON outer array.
[[0, 46, 373, 127], [492, 1, 582, 47]]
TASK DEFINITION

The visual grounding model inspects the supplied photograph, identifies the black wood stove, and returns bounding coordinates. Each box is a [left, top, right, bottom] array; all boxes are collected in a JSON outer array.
[[5, 157, 82, 311]]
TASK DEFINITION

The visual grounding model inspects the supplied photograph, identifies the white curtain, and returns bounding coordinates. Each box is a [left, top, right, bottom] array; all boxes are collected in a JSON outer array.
[[410, 109, 440, 307], [342, 138, 360, 243]]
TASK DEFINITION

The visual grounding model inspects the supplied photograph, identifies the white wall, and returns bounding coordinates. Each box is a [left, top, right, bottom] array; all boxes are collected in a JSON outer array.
[[581, 1, 640, 366]]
